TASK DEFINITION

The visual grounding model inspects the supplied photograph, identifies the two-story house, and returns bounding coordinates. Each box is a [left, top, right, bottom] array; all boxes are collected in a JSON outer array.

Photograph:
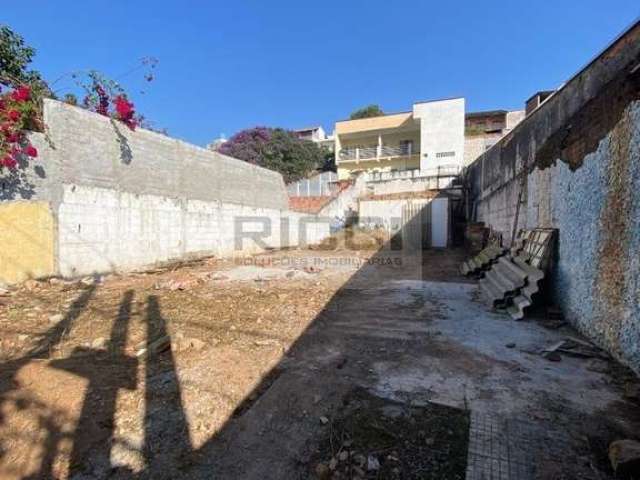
[[334, 98, 466, 180]]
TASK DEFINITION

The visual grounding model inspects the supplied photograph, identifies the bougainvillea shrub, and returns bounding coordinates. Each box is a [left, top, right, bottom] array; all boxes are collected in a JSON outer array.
[[0, 84, 39, 171], [78, 71, 139, 130]]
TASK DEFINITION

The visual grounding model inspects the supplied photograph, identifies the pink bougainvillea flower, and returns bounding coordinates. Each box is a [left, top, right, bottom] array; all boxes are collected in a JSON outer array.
[[5, 131, 21, 143], [113, 95, 137, 130], [23, 145, 38, 158], [1, 155, 17, 169], [11, 85, 31, 102], [6, 110, 20, 122], [114, 95, 134, 117]]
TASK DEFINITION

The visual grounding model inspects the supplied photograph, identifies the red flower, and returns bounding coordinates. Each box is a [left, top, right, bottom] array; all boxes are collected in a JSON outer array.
[[114, 95, 134, 117], [5, 131, 21, 143], [1, 155, 17, 169], [0, 99, 5, 111], [23, 145, 38, 158], [113, 95, 137, 130], [6, 110, 20, 122], [11, 85, 31, 102]]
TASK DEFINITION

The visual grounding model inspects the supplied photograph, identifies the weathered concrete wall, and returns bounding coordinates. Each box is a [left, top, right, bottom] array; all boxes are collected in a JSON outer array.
[[0, 100, 329, 281], [466, 21, 640, 372]]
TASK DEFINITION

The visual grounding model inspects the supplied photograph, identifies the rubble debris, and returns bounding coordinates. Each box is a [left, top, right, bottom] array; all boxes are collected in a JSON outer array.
[[557, 337, 608, 359], [303, 265, 323, 274], [315, 462, 330, 479], [586, 359, 610, 373], [543, 351, 562, 362], [80, 276, 97, 286], [313, 227, 387, 251], [542, 340, 565, 354], [154, 279, 199, 291], [22, 279, 40, 291], [540, 318, 566, 330], [609, 439, 640, 476], [176, 337, 206, 352], [136, 335, 171, 357], [91, 337, 107, 349], [464, 223, 489, 253], [541, 338, 608, 361], [48, 313, 64, 324], [367, 454, 380, 471], [310, 388, 469, 479]]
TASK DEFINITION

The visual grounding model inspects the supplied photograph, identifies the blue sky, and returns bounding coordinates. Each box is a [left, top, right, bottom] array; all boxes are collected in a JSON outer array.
[[3, 1, 639, 146]]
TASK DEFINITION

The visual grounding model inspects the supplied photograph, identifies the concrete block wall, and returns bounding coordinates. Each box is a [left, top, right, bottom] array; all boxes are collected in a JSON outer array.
[[466, 21, 640, 372], [0, 100, 330, 282]]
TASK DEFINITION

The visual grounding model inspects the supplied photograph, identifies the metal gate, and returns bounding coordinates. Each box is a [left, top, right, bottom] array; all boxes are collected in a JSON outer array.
[[399, 197, 448, 250]]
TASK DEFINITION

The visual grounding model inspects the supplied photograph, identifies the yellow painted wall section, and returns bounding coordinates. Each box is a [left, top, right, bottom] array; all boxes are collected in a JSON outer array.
[[0, 202, 55, 284]]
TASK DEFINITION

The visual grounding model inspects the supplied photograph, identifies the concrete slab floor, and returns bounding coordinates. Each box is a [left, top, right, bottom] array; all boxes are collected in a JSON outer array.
[[183, 251, 640, 480]]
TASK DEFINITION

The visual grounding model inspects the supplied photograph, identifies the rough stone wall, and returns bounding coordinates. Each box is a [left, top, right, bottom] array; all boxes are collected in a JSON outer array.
[[0, 100, 329, 281], [466, 21, 640, 372]]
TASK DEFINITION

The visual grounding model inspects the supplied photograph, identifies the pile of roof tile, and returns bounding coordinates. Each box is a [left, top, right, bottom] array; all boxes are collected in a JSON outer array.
[[459, 244, 506, 276], [463, 228, 557, 320]]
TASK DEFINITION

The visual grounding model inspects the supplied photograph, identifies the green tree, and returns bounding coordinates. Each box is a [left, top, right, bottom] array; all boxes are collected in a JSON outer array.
[[262, 129, 325, 182], [349, 104, 384, 120], [0, 25, 43, 87]]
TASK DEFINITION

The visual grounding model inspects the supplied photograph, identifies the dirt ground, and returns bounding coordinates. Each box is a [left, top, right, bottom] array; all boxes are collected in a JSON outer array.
[[0, 246, 639, 479]]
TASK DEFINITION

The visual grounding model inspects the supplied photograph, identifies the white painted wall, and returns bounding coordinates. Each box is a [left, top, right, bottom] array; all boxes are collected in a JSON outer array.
[[358, 197, 449, 248], [57, 184, 330, 277], [413, 98, 465, 170]]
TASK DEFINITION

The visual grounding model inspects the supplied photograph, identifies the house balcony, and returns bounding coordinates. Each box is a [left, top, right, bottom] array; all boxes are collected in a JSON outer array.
[[338, 144, 418, 163]]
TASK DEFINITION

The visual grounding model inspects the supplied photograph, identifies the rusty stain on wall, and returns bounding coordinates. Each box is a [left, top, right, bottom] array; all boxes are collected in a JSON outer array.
[[594, 104, 633, 354]]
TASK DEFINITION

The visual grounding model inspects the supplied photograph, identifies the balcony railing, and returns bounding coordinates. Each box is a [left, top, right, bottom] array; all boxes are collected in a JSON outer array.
[[339, 144, 416, 162], [366, 164, 463, 182]]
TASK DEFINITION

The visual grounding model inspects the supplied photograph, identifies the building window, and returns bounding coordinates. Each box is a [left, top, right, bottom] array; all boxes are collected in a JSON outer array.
[[399, 140, 413, 154], [436, 151, 455, 158]]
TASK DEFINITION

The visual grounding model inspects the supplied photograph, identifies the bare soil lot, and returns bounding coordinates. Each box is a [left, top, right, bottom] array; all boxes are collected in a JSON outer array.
[[0, 247, 638, 479]]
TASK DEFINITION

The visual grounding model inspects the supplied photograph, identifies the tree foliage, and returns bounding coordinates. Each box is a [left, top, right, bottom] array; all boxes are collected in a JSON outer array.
[[349, 104, 384, 120], [0, 25, 43, 88], [218, 127, 326, 182]]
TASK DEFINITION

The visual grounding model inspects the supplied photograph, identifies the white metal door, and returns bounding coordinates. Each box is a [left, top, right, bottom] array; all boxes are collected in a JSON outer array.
[[430, 198, 448, 248]]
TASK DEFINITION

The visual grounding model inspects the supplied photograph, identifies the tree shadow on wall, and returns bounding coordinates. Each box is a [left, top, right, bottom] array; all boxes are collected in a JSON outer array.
[[110, 119, 133, 165], [0, 155, 40, 200]]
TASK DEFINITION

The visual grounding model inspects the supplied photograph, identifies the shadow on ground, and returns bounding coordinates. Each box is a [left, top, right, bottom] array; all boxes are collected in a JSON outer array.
[[1, 219, 639, 479]]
